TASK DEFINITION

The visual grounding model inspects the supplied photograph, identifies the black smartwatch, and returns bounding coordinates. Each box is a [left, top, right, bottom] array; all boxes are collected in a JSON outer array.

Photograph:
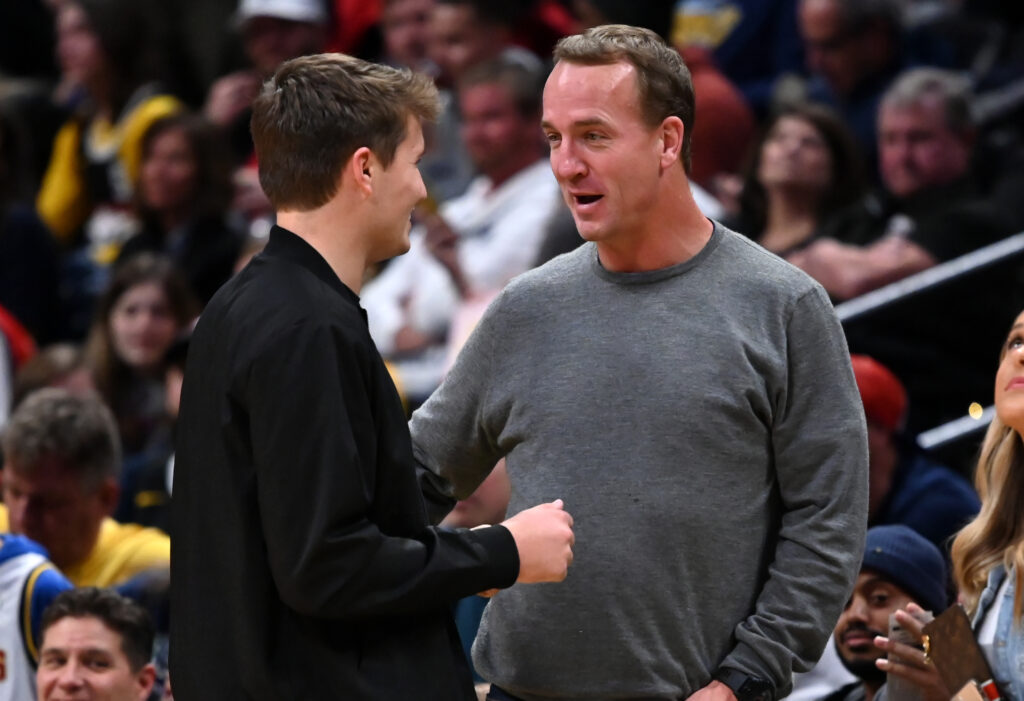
[[713, 668, 775, 701]]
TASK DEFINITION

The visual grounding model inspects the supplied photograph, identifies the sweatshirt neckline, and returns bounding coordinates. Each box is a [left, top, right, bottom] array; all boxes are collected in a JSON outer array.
[[589, 221, 723, 285]]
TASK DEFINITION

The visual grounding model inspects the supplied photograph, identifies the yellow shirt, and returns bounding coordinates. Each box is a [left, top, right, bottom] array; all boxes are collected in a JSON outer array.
[[36, 93, 182, 241], [0, 505, 168, 587]]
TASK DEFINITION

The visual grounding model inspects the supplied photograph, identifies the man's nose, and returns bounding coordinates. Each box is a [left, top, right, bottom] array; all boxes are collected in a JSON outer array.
[[552, 143, 585, 180], [57, 661, 84, 688], [845, 597, 870, 622]]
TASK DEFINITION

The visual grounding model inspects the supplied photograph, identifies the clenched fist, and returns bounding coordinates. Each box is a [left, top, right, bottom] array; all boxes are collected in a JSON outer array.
[[501, 499, 575, 584]]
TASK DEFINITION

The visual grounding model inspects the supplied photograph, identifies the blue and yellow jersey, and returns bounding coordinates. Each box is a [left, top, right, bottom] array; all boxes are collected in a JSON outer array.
[[0, 534, 72, 700]]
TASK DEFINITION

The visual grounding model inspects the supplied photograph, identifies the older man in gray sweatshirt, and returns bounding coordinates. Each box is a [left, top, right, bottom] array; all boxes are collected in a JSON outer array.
[[412, 24, 868, 701]]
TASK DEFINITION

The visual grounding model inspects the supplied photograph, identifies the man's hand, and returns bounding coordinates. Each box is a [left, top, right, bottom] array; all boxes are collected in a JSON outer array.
[[204, 70, 262, 126], [420, 211, 470, 296], [873, 603, 950, 701], [686, 680, 737, 701], [501, 499, 574, 583]]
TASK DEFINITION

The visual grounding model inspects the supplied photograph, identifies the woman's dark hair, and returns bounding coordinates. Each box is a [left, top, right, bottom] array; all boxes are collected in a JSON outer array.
[[74, 0, 167, 114], [738, 102, 864, 235], [135, 112, 234, 224], [84, 253, 199, 401]]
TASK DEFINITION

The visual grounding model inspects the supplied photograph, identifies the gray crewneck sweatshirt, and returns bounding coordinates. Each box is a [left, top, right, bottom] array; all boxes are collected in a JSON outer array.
[[412, 224, 868, 700]]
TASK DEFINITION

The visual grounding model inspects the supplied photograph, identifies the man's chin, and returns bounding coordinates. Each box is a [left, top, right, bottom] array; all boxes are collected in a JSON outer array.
[[575, 221, 604, 242], [390, 233, 413, 258], [837, 644, 886, 686]]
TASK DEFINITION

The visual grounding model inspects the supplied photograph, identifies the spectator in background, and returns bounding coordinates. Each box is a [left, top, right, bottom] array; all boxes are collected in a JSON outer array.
[[428, 0, 540, 90], [946, 308, 1024, 701], [790, 68, 1015, 432], [203, 0, 329, 165], [421, 0, 543, 200], [83, 255, 198, 461], [676, 45, 756, 192], [12, 343, 94, 409], [381, 0, 437, 72], [0, 389, 170, 587], [851, 354, 979, 552], [361, 57, 558, 403], [0, 533, 72, 701], [36, 587, 157, 701], [36, 0, 182, 252], [672, 0, 805, 116], [34, 0, 183, 341], [873, 310, 1024, 701], [204, 0, 331, 238], [793, 67, 999, 293], [825, 525, 950, 701], [797, 0, 903, 177], [116, 113, 243, 306], [731, 102, 863, 256]]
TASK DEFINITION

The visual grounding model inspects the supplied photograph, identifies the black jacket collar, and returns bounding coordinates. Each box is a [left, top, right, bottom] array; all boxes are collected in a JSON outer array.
[[262, 224, 360, 306]]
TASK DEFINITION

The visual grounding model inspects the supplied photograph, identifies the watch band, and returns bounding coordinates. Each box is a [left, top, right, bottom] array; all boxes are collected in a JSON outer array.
[[713, 667, 775, 701]]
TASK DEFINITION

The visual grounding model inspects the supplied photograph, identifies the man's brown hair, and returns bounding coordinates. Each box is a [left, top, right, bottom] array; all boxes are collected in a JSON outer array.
[[553, 24, 696, 173], [251, 53, 440, 211], [1, 388, 121, 490]]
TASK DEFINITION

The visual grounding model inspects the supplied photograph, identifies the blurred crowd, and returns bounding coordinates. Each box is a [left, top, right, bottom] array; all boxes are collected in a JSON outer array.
[[0, 0, 1022, 699]]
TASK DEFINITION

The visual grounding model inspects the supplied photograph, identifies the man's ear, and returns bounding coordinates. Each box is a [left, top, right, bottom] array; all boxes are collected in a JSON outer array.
[[135, 663, 157, 700], [659, 116, 685, 171], [350, 146, 374, 197]]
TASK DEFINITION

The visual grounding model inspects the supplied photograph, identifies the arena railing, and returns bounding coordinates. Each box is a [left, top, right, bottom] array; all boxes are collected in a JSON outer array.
[[832, 231, 1024, 459], [834, 231, 1024, 324]]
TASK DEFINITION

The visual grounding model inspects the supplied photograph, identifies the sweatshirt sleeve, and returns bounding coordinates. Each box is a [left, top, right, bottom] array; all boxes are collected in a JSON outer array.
[[248, 321, 518, 620], [36, 122, 89, 241], [410, 291, 509, 525], [719, 284, 869, 694]]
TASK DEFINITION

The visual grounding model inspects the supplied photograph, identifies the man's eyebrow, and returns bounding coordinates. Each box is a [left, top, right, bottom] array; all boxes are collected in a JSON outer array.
[[541, 117, 609, 130]]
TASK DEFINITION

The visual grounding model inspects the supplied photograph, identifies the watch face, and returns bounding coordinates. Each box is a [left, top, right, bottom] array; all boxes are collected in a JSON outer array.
[[717, 670, 774, 701]]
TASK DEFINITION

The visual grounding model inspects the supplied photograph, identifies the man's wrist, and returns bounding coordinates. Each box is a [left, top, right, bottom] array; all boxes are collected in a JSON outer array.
[[712, 668, 775, 701]]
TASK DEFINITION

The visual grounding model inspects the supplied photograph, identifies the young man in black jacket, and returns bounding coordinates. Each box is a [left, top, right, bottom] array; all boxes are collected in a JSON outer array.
[[170, 53, 574, 700]]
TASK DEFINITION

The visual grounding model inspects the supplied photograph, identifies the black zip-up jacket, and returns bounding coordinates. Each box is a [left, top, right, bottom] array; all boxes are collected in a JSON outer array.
[[170, 226, 518, 700]]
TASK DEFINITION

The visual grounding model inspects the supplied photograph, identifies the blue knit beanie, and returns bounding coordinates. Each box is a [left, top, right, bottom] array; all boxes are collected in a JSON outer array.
[[862, 525, 949, 613]]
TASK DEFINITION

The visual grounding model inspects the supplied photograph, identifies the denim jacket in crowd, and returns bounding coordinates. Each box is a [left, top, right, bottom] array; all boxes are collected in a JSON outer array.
[[972, 565, 1024, 701]]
